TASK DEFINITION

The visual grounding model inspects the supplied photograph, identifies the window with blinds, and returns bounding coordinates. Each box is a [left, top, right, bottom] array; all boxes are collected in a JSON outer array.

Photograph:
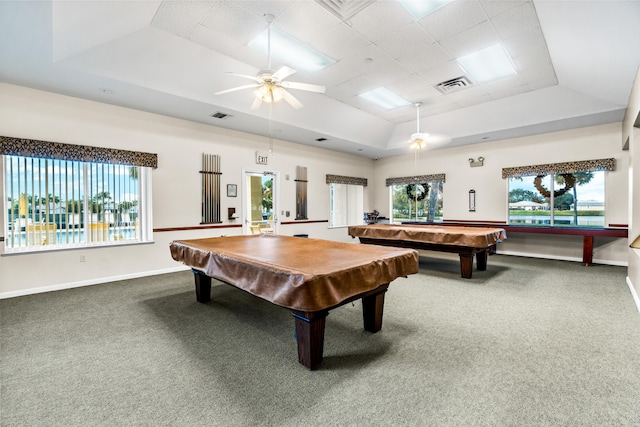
[[3, 154, 152, 252], [326, 174, 367, 228]]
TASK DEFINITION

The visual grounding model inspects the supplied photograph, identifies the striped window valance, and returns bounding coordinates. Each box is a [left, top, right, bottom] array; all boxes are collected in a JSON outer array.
[[326, 174, 367, 186], [502, 158, 615, 179], [386, 173, 446, 186], [0, 136, 158, 168]]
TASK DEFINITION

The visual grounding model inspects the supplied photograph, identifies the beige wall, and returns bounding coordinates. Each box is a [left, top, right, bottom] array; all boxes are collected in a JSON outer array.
[[0, 82, 633, 298]]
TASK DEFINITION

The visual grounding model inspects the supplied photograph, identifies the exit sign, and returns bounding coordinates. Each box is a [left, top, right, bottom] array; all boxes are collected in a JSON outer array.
[[255, 151, 269, 165]]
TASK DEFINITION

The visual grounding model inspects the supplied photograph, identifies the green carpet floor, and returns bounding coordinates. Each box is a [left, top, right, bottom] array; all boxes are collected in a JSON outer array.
[[2, 253, 639, 426]]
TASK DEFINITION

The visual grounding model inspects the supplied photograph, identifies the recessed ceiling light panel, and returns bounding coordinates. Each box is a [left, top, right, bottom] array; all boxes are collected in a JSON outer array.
[[249, 27, 335, 74], [399, 0, 451, 19], [456, 44, 517, 83], [359, 87, 411, 109]]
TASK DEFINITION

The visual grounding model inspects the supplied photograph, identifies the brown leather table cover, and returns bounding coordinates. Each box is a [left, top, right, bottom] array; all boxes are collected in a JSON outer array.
[[348, 224, 507, 248], [170, 234, 418, 312]]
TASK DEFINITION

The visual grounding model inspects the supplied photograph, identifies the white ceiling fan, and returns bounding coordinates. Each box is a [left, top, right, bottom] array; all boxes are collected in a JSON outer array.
[[409, 102, 451, 149], [214, 14, 326, 110]]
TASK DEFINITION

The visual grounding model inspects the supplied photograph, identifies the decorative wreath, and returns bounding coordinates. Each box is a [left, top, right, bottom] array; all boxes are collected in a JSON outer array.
[[406, 183, 429, 201], [534, 173, 576, 198]]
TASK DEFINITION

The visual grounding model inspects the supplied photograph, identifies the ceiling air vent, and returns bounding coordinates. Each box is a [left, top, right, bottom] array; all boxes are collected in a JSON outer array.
[[315, 0, 376, 21], [210, 112, 231, 120], [435, 76, 473, 94]]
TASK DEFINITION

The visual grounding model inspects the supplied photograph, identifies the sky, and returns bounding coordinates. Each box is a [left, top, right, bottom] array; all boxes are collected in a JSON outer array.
[[509, 172, 605, 202]]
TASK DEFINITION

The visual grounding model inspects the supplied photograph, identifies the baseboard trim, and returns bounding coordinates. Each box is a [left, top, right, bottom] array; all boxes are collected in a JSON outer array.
[[626, 276, 640, 313], [0, 266, 190, 299], [498, 251, 628, 267]]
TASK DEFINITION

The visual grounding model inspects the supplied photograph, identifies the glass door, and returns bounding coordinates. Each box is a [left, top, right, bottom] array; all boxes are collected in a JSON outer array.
[[242, 169, 278, 235]]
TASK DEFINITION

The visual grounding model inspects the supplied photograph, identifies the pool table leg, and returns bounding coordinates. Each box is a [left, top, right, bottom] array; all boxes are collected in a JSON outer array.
[[476, 249, 488, 271], [191, 269, 211, 303], [362, 286, 388, 332], [459, 254, 474, 279], [293, 311, 328, 370]]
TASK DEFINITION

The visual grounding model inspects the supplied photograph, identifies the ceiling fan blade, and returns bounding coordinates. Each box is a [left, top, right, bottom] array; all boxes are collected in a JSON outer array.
[[250, 96, 263, 110], [272, 66, 297, 81], [214, 84, 260, 95], [281, 81, 326, 94], [282, 89, 303, 110]]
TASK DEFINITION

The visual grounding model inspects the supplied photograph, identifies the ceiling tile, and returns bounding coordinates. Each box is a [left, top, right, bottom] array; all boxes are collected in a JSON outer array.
[[231, 0, 296, 20], [333, 74, 379, 96], [308, 22, 370, 61], [338, 43, 399, 78], [275, 1, 338, 44], [314, 60, 362, 87], [375, 22, 435, 60], [438, 20, 500, 59], [479, 0, 525, 18], [348, 0, 415, 42], [396, 43, 452, 73], [418, 0, 487, 42], [512, 48, 552, 73], [151, 2, 200, 39], [491, 2, 539, 39], [483, 74, 528, 98], [198, 2, 265, 43], [502, 27, 546, 59]]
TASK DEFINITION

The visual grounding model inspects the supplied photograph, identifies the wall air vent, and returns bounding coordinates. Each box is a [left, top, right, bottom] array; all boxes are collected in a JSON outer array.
[[210, 112, 232, 119], [435, 76, 473, 94]]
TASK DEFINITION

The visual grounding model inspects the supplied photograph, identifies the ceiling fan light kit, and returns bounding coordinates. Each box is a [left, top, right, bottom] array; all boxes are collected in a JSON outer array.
[[408, 102, 451, 150]]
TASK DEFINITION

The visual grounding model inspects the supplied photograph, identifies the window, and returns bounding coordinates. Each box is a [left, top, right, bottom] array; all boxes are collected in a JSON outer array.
[[1, 137, 156, 253], [326, 174, 367, 228], [329, 183, 363, 227], [504, 158, 614, 228], [387, 174, 445, 224]]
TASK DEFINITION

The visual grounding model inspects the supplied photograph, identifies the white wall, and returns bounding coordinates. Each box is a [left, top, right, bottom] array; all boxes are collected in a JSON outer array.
[[623, 66, 640, 308], [0, 83, 373, 297], [373, 122, 629, 265]]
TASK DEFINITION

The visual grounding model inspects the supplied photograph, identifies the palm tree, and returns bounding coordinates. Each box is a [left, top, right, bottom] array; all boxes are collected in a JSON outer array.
[[556, 172, 593, 225], [262, 180, 273, 212], [129, 166, 138, 180], [91, 191, 112, 221]]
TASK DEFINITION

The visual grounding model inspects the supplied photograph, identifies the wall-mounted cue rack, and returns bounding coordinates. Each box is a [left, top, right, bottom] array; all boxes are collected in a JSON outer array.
[[200, 153, 222, 224], [295, 165, 308, 220]]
